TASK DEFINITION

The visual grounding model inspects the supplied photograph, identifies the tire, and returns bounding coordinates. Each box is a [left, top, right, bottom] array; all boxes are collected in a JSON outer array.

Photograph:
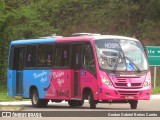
[[88, 91, 96, 109], [77, 100, 84, 106], [130, 100, 138, 109], [31, 89, 48, 108], [68, 100, 84, 107]]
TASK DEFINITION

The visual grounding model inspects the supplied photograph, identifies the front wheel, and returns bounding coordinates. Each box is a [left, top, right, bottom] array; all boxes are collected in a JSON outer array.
[[129, 100, 138, 109], [88, 91, 96, 109], [31, 89, 48, 108]]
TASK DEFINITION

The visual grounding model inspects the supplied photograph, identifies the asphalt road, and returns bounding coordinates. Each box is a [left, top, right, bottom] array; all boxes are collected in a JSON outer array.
[[22, 99, 159, 111]]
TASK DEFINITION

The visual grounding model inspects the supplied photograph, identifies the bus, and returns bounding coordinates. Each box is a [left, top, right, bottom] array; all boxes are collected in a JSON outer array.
[[7, 34, 151, 109]]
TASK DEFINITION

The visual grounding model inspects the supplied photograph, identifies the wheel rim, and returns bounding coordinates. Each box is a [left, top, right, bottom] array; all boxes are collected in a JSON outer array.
[[33, 93, 38, 104]]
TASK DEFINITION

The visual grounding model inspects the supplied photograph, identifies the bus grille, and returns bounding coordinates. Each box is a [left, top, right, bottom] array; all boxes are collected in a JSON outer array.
[[115, 83, 142, 87], [114, 77, 142, 88], [117, 90, 140, 96]]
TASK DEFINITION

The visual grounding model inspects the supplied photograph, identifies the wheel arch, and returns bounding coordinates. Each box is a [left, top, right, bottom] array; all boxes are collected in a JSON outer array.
[[82, 87, 92, 100], [29, 85, 38, 98]]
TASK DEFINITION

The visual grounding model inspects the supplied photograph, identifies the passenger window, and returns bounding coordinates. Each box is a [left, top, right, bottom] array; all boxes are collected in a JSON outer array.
[[83, 44, 96, 75], [38, 44, 53, 67], [54, 44, 71, 68], [62, 45, 71, 67], [26, 45, 36, 68]]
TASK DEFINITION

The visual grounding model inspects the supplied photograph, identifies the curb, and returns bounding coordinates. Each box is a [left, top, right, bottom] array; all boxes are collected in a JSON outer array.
[[150, 94, 160, 99], [0, 106, 23, 111], [0, 100, 68, 106], [0, 101, 32, 106]]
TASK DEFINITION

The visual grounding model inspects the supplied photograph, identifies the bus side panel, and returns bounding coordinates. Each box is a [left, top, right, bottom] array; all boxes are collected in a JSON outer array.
[[22, 69, 73, 100], [22, 70, 51, 99], [7, 70, 16, 97], [81, 70, 99, 100], [45, 69, 73, 100]]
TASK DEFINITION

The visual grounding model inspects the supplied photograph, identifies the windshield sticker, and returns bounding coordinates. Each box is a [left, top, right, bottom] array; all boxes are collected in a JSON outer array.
[[126, 60, 134, 70]]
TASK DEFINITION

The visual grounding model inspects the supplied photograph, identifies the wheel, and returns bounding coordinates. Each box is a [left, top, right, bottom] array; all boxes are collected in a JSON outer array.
[[68, 100, 77, 107], [68, 100, 84, 107], [129, 100, 138, 109], [88, 91, 96, 109], [31, 89, 48, 108], [77, 100, 84, 106]]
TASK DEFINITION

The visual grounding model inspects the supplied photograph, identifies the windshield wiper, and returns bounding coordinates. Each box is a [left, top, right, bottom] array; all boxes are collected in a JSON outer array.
[[125, 56, 142, 72], [113, 52, 122, 72], [101, 56, 113, 67]]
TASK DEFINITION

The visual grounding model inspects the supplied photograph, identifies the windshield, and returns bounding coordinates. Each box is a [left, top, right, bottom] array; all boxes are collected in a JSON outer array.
[[95, 39, 148, 71]]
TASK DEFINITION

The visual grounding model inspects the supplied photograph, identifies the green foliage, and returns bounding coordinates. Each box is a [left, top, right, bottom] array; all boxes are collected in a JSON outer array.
[[0, 0, 160, 86], [152, 87, 160, 94], [0, 0, 56, 84], [146, 0, 160, 21]]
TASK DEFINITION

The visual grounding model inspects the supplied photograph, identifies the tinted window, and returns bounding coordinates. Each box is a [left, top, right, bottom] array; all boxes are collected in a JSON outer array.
[[38, 44, 53, 67], [83, 43, 96, 75], [54, 44, 71, 68], [25, 45, 36, 67], [10, 47, 25, 70], [62, 44, 71, 67]]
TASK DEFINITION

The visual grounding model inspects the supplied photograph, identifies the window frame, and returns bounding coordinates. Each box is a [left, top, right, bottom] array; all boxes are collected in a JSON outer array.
[[37, 43, 55, 69], [82, 42, 97, 77], [24, 44, 37, 69], [54, 43, 72, 69], [9, 45, 26, 70]]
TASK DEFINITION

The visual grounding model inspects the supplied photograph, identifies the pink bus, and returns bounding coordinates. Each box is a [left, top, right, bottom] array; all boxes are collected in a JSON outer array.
[[8, 33, 151, 109]]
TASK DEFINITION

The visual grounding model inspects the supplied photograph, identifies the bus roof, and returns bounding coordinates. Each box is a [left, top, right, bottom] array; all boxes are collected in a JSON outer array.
[[10, 35, 139, 45], [10, 38, 56, 45], [93, 35, 139, 41], [56, 35, 139, 42]]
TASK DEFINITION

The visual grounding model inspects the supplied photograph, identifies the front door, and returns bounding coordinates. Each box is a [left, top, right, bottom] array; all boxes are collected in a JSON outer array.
[[13, 47, 25, 95], [72, 44, 83, 98]]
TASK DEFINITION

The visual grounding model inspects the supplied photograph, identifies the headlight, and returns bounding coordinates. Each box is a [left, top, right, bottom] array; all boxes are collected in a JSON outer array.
[[101, 76, 113, 86], [143, 77, 151, 87]]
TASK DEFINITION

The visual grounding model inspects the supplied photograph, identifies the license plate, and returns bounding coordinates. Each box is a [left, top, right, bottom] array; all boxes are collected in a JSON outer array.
[[124, 96, 134, 99]]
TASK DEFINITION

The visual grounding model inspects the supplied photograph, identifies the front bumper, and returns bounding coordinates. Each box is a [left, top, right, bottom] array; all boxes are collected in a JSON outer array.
[[98, 86, 151, 100]]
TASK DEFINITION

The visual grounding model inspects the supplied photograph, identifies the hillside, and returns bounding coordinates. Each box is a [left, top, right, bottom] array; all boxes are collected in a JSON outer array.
[[0, 0, 160, 87]]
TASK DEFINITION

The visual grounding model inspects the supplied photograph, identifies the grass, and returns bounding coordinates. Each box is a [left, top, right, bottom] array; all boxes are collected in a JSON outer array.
[[151, 87, 160, 94], [0, 85, 30, 102], [0, 85, 15, 102], [0, 105, 24, 111]]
